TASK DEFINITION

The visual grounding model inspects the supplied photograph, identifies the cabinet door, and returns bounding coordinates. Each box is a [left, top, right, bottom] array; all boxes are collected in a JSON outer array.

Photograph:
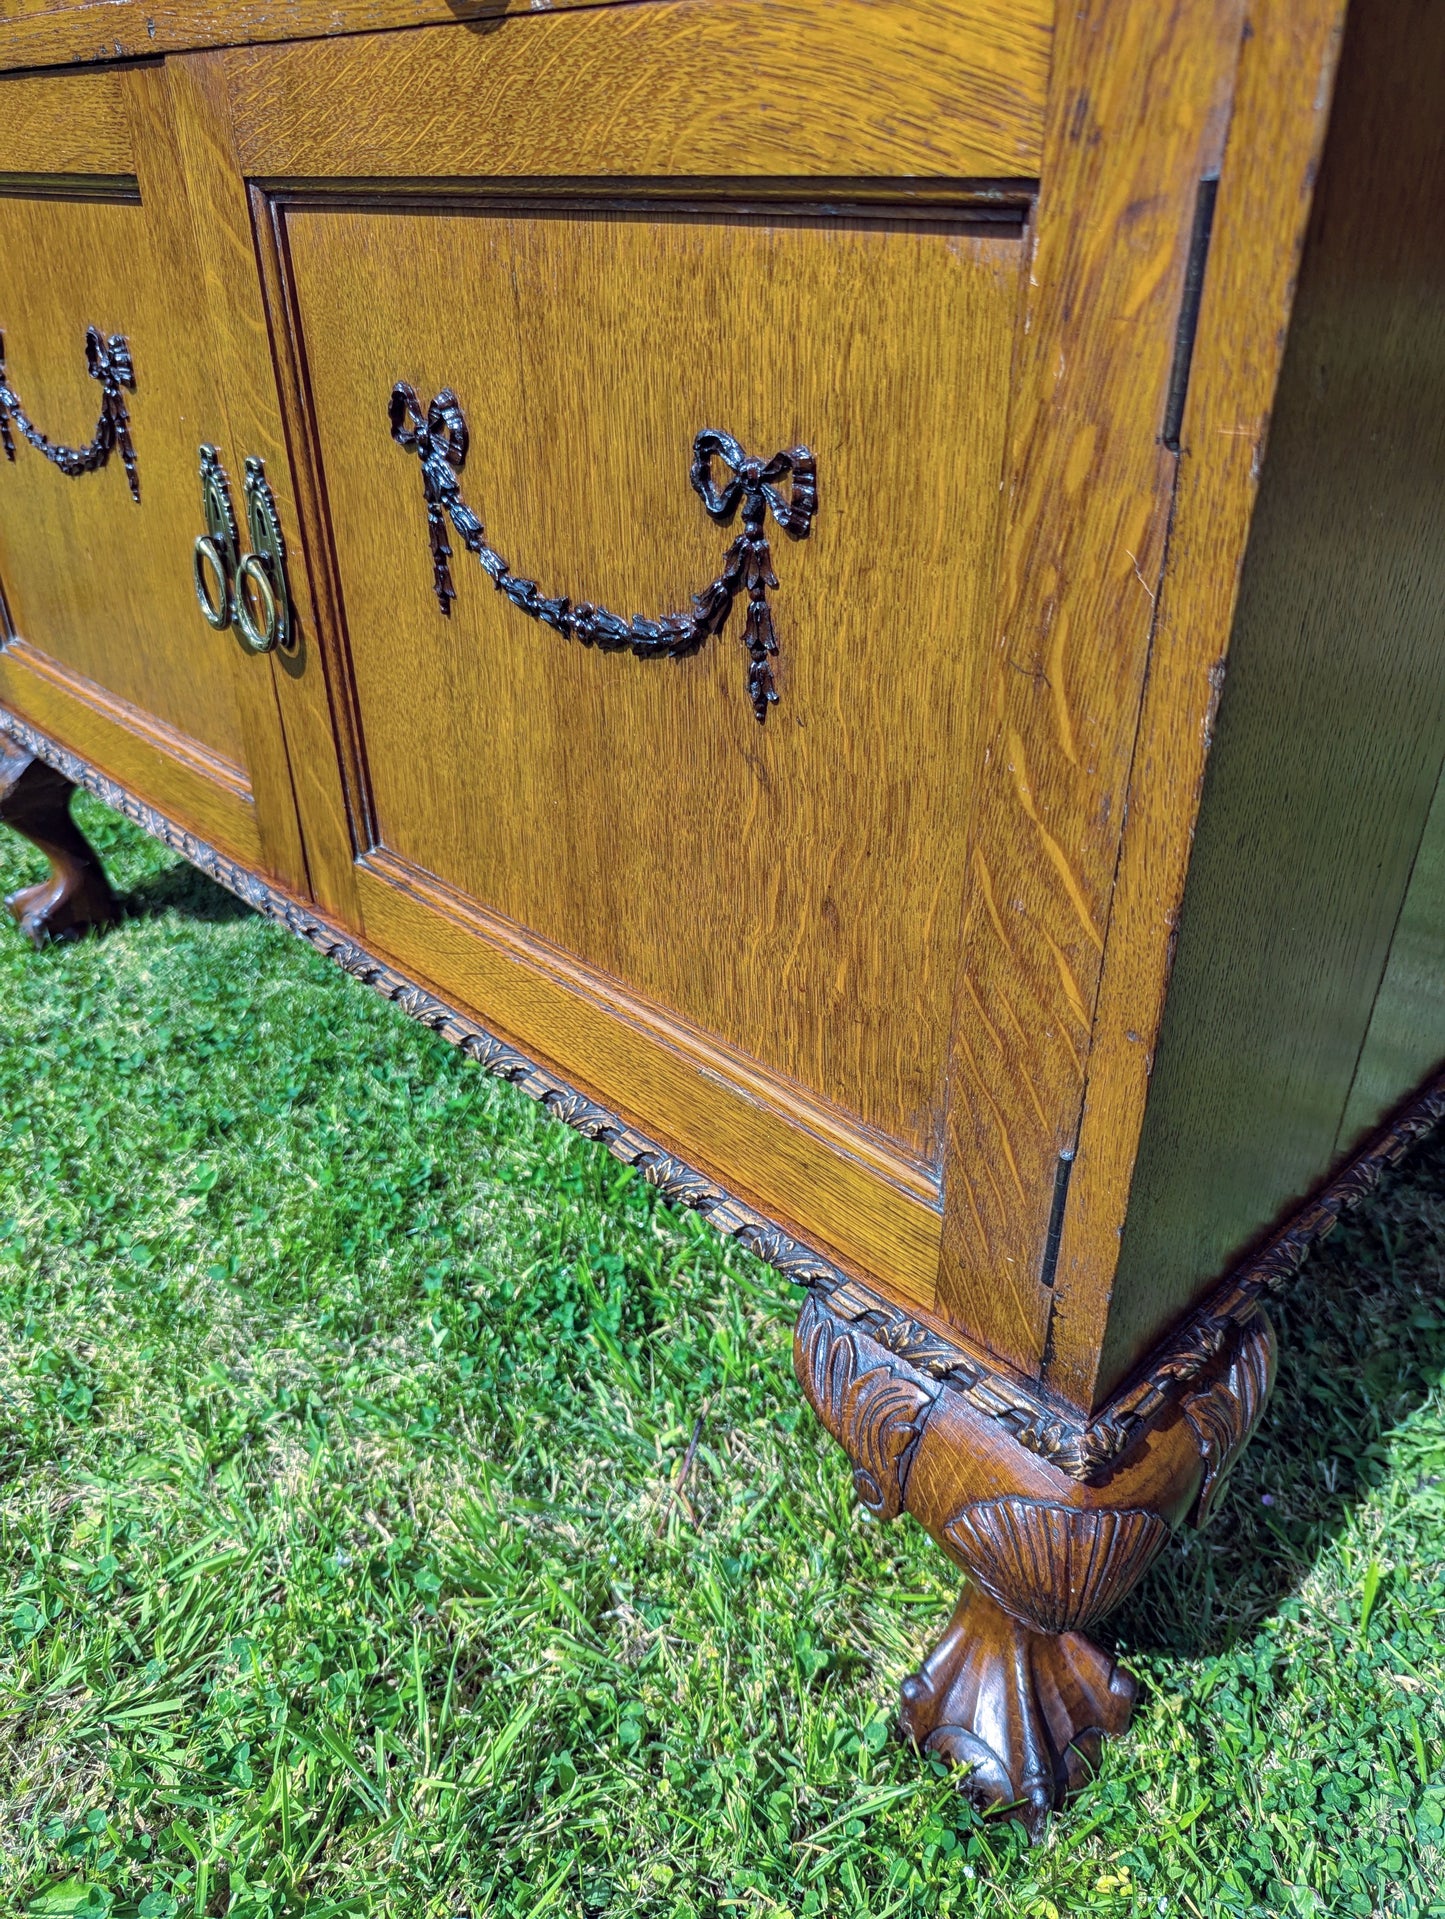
[[218, 3, 1051, 1310], [0, 66, 304, 885]]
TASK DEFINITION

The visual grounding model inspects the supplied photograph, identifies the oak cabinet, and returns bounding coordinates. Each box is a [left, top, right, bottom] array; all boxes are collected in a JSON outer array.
[[2, 0, 1443, 1834], [0, 67, 306, 883]]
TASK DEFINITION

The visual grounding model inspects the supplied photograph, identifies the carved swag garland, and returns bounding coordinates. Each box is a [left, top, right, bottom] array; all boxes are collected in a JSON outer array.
[[0, 326, 139, 501], [389, 383, 816, 722]]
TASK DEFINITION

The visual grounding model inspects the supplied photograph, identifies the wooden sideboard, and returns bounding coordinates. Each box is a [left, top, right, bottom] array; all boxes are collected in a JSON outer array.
[[2, 0, 1442, 1835]]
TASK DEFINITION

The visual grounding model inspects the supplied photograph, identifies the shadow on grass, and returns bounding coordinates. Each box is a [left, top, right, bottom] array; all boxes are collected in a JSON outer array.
[[1114, 1126, 1445, 1663], [120, 860, 255, 926]]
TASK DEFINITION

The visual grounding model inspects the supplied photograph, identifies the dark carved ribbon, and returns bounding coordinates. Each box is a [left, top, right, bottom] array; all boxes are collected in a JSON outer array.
[[0, 326, 139, 502], [389, 384, 816, 722]]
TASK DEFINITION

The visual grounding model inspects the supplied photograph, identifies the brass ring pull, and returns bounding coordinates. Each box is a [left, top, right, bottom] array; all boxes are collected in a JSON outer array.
[[190, 445, 294, 655], [193, 534, 232, 630], [234, 552, 280, 654]]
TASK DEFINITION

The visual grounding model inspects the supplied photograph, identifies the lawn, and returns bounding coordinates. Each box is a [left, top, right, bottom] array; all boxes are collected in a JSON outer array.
[[0, 797, 1442, 1919]]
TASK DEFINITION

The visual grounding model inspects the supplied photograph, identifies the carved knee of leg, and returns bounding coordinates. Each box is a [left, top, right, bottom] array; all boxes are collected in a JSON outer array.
[[794, 1282, 1276, 1831], [0, 741, 119, 947]]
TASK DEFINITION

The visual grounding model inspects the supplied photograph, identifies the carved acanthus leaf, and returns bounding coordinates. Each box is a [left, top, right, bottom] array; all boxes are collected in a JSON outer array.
[[794, 1291, 935, 1519], [1180, 1306, 1277, 1524]]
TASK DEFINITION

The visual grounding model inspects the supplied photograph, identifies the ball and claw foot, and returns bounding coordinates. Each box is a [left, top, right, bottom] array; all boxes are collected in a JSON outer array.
[[0, 742, 118, 947], [898, 1583, 1138, 1841]]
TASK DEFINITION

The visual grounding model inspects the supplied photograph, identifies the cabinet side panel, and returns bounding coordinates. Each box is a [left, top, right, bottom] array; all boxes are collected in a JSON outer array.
[[1338, 758, 1445, 1150], [1102, 0, 1445, 1393]]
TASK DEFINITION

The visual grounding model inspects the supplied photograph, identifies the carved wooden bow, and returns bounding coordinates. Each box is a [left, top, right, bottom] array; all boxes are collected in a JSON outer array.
[[390, 382, 816, 722]]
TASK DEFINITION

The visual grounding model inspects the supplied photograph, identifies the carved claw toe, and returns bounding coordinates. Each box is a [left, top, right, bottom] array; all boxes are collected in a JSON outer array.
[[6, 871, 117, 947], [1, 746, 119, 947], [899, 1583, 1136, 1838]]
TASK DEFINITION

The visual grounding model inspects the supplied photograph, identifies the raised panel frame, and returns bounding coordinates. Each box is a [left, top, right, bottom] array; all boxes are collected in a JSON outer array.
[[0, 62, 307, 882]]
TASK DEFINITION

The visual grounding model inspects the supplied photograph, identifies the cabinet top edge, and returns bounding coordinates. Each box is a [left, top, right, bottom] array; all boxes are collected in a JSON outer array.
[[0, 0, 1054, 79]]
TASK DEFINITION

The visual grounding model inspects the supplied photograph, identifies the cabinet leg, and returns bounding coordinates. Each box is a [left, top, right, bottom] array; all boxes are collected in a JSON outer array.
[[898, 1583, 1137, 1837], [0, 741, 118, 947], [794, 1286, 1275, 1836]]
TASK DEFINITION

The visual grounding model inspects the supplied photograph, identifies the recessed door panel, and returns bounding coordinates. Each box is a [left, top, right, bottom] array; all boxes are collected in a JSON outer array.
[[0, 65, 305, 881], [279, 198, 1020, 1169]]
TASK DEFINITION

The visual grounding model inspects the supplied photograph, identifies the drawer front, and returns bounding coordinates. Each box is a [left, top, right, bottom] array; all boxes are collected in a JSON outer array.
[[227, 5, 1048, 1305], [0, 67, 303, 880]]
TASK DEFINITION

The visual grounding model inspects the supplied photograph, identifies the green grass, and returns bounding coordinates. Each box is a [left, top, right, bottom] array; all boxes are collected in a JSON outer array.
[[0, 799, 1443, 1919]]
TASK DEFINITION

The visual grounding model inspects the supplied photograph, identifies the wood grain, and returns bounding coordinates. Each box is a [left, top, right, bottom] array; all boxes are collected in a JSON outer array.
[[0, 64, 309, 882], [3, 635, 250, 801], [359, 861, 945, 1306], [0, 186, 247, 756], [164, 51, 362, 918], [118, 61, 310, 889], [223, 2, 1050, 181], [0, 88, 253, 859], [4, 0, 1433, 1508], [1043, 0, 1348, 1409], [6, 0, 596, 79], [0, 639, 265, 862], [275, 195, 1019, 1174], [0, 0, 1033, 76], [1098, 0, 1445, 1399], [0, 68, 132, 172], [934, 0, 1247, 1374], [363, 845, 943, 1212]]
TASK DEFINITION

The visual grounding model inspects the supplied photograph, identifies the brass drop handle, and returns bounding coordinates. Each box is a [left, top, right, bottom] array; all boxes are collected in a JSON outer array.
[[235, 551, 280, 653], [193, 445, 239, 630], [191, 445, 294, 655]]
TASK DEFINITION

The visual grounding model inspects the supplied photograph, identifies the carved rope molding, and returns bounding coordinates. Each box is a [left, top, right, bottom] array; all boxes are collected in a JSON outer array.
[[2, 705, 1443, 1483], [389, 386, 816, 723], [0, 327, 139, 502]]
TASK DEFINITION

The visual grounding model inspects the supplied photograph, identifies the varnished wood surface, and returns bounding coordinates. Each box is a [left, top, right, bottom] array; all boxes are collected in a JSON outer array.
[[222, 2, 1050, 181], [2, 0, 1436, 1455], [1102, 0, 1445, 1396], [796, 1280, 1273, 1832], [6, 0, 628, 74], [0, 65, 307, 884], [362, 847, 943, 1215], [1340, 761, 1445, 1151], [359, 863, 945, 1306], [164, 50, 358, 916], [0, 0, 1046, 83], [934, 0, 1250, 1373], [1044, 0, 1347, 1410], [278, 197, 1019, 1167], [4, 636, 249, 802], [0, 66, 132, 172], [0, 174, 245, 764], [0, 641, 267, 865]]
